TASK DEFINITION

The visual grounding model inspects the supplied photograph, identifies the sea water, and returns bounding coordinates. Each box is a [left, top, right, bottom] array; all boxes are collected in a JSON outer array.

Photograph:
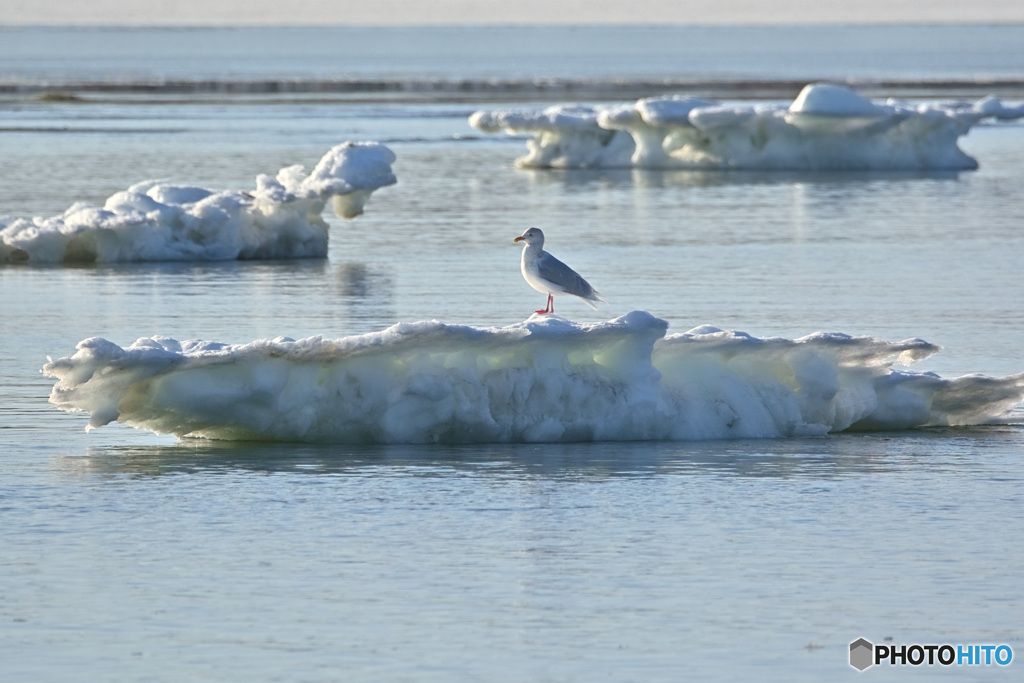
[[2, 25, 1024, 681]]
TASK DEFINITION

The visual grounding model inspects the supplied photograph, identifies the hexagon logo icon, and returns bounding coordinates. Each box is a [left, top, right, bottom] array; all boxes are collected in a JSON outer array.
[[850, 638, 874, 671]]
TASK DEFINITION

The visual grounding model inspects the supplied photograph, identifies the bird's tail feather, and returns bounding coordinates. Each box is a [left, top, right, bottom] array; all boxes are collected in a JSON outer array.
[[583, 292, 605, 309]]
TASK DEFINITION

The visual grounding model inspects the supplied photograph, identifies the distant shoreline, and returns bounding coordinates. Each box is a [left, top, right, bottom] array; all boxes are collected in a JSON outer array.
[[3, 21, 1024, 28], [4, 24, 1022, 102], [3, 77, 1023, 103]]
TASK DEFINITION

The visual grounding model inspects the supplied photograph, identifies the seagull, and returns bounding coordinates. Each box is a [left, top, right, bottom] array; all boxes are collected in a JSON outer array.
[[514, 227, 604, 315]]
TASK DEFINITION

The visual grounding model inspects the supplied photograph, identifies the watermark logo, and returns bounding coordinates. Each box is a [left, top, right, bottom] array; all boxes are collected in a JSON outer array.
[[850, 638, 1013, 671], [850, 638, 874, 671]]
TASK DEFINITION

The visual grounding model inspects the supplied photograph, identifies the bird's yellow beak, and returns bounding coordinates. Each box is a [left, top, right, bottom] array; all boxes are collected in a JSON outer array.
[[513, 236, 524, 243]]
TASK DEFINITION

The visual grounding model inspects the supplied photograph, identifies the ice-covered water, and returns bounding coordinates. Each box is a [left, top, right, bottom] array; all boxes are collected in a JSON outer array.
[[42, 314, 1024, 444], [2, 25, 1024, 682], [1, 142, 396, 263], [470, 84, 1024, 170]]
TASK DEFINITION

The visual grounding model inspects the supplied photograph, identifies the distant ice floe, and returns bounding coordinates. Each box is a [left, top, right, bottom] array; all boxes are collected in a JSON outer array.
[[0, 142, 396, 264], [43, 311, 1024, 444], [469, 83, 1024, 170]]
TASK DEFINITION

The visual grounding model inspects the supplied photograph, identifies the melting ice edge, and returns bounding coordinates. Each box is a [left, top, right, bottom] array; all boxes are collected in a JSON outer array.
[[43, 311, 1024, 444]]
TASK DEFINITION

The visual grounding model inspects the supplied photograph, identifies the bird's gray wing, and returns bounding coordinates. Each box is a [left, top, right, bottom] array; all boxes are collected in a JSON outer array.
[[536, 252, 599, 300]]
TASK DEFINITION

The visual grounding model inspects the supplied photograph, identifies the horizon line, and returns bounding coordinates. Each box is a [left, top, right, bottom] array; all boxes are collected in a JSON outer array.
[[4, 19, 1024, 28]]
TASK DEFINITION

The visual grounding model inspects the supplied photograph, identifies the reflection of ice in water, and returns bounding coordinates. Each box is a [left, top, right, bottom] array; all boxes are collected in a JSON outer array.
[[337, 262, 378, 297], [334, 261, 396, 330], [471, 83, 1024, 170], [1, 142, 396, 264]]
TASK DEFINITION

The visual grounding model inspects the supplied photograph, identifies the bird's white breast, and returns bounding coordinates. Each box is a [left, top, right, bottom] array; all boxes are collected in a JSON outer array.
[[521, 248, 563, 295]]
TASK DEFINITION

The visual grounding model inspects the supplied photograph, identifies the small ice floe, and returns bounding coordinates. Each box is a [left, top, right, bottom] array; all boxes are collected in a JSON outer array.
[[470, 83, 1024, 171], [0, 142, 397, 264], [43, 311, 1024, 444]]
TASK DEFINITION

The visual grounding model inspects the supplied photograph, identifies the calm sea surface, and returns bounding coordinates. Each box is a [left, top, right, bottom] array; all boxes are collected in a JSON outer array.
[[1, 25, 1023, 681]]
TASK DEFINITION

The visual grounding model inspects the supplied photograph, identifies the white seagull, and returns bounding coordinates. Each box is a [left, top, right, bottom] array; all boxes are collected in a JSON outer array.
[[514, 227, 604, 315]]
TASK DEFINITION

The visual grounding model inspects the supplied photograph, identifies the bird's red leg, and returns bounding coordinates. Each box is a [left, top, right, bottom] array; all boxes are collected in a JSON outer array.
[[535, 294, 553, 315]]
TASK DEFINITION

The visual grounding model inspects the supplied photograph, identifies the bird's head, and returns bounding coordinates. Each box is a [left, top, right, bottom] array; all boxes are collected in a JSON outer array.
[[514, 227, 544, 246]]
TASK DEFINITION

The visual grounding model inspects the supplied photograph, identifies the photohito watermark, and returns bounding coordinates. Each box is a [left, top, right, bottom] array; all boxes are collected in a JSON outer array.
[[849, 638, 1013, 671]]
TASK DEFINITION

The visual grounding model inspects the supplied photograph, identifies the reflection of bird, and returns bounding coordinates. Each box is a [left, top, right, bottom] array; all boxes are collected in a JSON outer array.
[[514, 227, 604, 315]]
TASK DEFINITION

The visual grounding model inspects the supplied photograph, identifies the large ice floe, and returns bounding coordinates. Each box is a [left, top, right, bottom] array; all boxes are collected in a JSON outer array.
[[469, 83, 1024, 170], [43, 311, 1024, 444], [0, 142, 396, 264]]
